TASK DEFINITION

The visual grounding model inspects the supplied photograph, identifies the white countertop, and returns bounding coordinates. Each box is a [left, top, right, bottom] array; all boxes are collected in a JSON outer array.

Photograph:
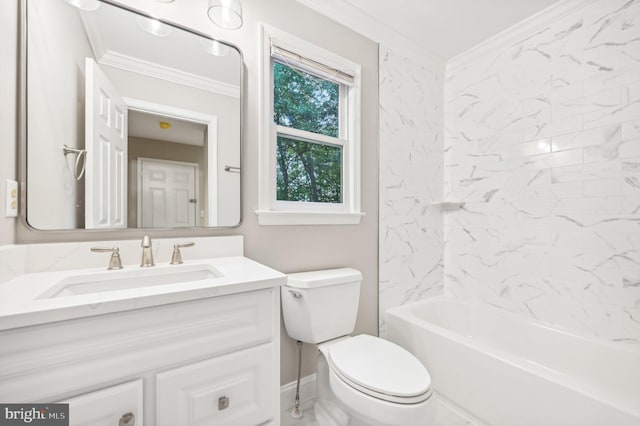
[[0, 256, 286, 331]]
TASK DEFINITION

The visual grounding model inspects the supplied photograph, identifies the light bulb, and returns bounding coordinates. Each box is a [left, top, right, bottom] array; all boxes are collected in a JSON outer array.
[[136, 15, 173, 37], [207, 0, 243, 30]]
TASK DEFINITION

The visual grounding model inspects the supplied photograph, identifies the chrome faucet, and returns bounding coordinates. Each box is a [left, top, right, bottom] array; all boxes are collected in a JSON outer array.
[[140, 235, 155, 267], [170, 242, 195, 265], [91, 246, 123, 270]]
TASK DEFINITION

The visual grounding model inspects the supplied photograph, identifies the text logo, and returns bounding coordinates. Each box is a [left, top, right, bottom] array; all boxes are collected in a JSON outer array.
[[0, 404, 68, 426]]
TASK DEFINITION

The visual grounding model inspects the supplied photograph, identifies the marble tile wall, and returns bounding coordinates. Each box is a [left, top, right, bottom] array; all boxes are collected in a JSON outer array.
[[379, 45, 445, 335], [444, 0, 640, 345]]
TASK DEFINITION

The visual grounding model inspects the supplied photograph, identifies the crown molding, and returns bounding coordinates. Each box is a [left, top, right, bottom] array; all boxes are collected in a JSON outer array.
[[447, 0, 599, 72], [296, 0, 445, 69], [99, 50, 240, 98]]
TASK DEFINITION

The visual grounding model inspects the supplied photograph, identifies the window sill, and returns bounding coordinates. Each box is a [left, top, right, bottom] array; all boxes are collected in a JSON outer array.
[[255, 210, 365, 226]]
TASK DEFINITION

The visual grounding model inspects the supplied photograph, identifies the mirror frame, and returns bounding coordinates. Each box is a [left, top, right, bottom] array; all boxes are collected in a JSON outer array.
[[18, 0, 244, 234]]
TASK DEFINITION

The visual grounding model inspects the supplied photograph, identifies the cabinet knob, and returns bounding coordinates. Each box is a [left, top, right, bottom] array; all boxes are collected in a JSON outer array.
[[119, 412, 135, 426], [218, 395, 230, 411]]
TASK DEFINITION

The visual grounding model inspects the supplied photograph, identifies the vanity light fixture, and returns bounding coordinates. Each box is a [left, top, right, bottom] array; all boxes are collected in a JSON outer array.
[[64, 0, 100, 11], [207, 0, 243, 30], [200, 38, 231, 56], [136, 15, 173, 37]]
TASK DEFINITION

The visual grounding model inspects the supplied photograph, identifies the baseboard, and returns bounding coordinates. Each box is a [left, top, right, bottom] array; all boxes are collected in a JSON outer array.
[[280, 374, 317, 414]]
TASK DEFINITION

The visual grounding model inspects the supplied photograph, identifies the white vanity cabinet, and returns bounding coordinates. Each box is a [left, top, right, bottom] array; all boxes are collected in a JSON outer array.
[[0, 287, 281, 426], [156, 344, 274, 426], [61, 380, 143, 426]]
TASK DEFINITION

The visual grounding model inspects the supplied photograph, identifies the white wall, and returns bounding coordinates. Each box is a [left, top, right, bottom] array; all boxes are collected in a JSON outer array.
[[445, 0, 640, 346], [0, 0, 18, 246], [27, 0, 94, 229], [378, 45, 445, 335]]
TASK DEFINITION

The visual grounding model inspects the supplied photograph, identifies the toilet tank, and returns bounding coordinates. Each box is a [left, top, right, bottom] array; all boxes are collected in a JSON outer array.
[[282, 268, 362, 344]]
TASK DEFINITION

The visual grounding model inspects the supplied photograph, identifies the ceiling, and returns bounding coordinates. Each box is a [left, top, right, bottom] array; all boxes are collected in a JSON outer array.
[[129, 110, 206, 147], [340, 0, 564, 59]]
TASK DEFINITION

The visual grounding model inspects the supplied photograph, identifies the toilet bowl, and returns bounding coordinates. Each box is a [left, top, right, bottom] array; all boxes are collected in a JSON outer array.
[[318, 335, 435, 426], [282, 268, 436, 426]]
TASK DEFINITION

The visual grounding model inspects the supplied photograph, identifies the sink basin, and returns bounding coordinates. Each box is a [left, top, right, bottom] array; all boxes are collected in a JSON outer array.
[[38, 264, 221, 299]]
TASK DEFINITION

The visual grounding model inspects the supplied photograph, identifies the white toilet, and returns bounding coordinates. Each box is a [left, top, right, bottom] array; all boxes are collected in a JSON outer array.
[[282, 268, 436, 426]]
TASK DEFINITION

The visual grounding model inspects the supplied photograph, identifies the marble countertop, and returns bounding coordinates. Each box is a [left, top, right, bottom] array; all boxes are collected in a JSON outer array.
[[0, 256, 286, 331]]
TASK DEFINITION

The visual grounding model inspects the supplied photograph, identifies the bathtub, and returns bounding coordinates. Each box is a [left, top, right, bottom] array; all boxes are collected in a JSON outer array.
[[386, 297, 640, 426]]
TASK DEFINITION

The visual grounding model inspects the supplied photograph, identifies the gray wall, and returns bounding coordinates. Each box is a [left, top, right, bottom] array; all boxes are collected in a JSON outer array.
[[5, 0, 379, 386], [0, 0, 18, 246]]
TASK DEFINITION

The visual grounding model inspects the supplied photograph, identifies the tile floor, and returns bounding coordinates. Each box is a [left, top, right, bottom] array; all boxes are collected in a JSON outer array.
[[281, 396, 480, 426]]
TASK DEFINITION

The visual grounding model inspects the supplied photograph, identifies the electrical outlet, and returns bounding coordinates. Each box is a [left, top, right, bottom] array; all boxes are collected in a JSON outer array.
[[5, 179, 18, 218]]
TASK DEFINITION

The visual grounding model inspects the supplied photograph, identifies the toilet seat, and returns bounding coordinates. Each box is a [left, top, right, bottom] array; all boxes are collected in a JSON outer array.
[[327, 335, 432, 404]]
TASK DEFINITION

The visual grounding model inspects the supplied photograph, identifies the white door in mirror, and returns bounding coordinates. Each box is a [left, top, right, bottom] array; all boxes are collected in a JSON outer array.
[[85, 58, 128, 229], [139, 159, 197, 228]]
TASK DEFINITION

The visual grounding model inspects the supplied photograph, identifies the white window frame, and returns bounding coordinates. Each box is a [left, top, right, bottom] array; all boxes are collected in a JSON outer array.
[[256, 24, 364, 225]]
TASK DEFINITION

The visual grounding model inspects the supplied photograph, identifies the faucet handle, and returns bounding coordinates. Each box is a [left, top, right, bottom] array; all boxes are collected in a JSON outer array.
[[170, 242, 195, 265], [91, 247, 123, 270]]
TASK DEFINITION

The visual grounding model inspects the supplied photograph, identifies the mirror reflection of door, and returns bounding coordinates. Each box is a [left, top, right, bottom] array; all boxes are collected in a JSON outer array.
[[85, 58, 128, 229], [126, 108, 213, 227], [137, 158, 198, 228]]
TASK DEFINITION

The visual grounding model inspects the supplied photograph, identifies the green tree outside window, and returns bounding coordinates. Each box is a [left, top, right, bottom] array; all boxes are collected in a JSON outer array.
[[273, 62, 343, 203]]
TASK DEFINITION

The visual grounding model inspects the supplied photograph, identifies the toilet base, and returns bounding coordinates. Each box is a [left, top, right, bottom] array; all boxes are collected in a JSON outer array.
[[314, 352, 350, 426], [314, 344, 436, 426]]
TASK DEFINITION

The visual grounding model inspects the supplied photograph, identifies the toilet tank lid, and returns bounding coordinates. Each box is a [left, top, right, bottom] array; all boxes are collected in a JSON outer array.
[[287, 268, 362, 289]]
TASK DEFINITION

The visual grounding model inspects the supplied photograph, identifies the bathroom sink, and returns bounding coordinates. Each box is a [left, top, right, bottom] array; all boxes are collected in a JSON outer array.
[[38, 263, 221, 299]]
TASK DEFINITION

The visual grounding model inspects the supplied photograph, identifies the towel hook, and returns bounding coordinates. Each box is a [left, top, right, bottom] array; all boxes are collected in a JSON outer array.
[[63, 145, 87, 181]]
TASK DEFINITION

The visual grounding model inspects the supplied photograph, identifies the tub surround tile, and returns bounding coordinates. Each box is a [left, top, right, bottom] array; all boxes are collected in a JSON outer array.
[[379, 46, 445, 336], [445, 0, 640, 346]]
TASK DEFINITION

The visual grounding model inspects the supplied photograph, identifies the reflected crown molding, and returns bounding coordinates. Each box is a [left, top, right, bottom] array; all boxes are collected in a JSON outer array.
[[79, 10, 239, 98], [100, 50, 240, 98]]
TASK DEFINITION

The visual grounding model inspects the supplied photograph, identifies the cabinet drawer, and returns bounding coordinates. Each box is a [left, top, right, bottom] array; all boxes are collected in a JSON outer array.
[[0, 289, 274, 402], [61, 380, 143, 426], [156, 344, 275, 426]]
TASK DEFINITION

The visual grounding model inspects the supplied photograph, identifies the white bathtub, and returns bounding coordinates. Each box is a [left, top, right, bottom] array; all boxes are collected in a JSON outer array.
[[386, 297, 640, 426]]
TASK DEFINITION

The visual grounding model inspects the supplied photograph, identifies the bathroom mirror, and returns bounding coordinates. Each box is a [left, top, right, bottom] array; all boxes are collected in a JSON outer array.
[[23, 0, 242, 230]]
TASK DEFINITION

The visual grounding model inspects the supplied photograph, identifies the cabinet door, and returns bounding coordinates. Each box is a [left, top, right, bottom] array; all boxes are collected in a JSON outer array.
[[156, 344, 274, 426], [61, 380, 143, 426]]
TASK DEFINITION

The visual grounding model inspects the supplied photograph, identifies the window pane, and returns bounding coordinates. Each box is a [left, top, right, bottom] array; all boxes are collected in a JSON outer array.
[[276, 136, 342, 203], [273, 62, 339, 138]]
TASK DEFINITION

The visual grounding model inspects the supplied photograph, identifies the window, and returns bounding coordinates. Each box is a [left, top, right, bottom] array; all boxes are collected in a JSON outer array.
[[257, 25, 364, 225]]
